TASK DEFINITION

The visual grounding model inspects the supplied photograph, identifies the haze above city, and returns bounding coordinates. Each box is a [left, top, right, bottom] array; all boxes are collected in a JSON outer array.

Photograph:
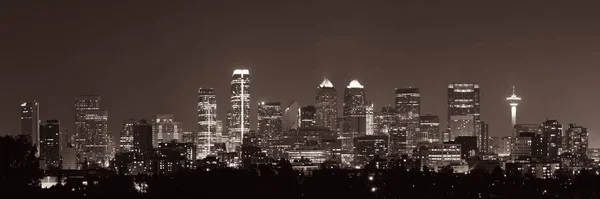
[[1, 1, 599, 147]]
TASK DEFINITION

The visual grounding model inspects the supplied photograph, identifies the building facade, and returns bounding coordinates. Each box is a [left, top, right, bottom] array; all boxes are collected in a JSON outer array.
[[395, 88, 420, 153], [541, 119, 562, 160], [21, 101, 40, 156], [315, 78, 338, 131], [230, 69, 251, 151], [341, 80, 366, 153], [74, 95, 110, 166], [119, 119, 135, 153], [40, 120, 60, 168], [197, 88, 217, 159], [565, 124, 588, 158]]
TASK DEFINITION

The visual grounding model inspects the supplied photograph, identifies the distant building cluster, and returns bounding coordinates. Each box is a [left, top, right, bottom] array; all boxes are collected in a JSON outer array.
[[18, 69, 597, 177]]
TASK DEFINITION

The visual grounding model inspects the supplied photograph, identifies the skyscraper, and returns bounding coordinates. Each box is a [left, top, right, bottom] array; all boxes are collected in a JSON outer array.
[[197, 88, 217, 159], [541, 119, 562, 160], [476, 121, 489, 153], [133, 119, 153, 158], [230, 69, 250, 151], [21, 101, 40, 156], [395, 88, 420, 153], [40, 120, 60, 169], [74, 95, 110, 166], [315, 78, 338, 131], [300, 105, 317, 128], [565, 124, 588, 158], [257, 101, 282, 149], [152, 114, 182, 147], [448, 83, 480, 140], [506, 86, 521, 136], [119, 119, 135, 153], [341, 80, 366, 152], [419, 114, 440, 143]]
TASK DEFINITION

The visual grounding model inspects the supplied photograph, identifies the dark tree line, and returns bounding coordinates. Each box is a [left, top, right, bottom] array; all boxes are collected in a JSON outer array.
[[2, 135, 600, 198]]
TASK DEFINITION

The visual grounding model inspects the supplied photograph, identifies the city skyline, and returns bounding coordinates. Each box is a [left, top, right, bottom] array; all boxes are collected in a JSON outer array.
[[2, 1, 600, 148]]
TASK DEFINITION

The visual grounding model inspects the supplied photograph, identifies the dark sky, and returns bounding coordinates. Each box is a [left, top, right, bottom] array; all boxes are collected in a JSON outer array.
[[1, 1, 599, 147]]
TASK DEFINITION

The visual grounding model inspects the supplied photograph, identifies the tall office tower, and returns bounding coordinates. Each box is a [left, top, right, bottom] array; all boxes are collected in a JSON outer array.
[[448, 83, 480, 139], [419, 115, 440, 143], [21, 101, 40, 156], [395, 88, 420, 153], [152, 114, 182, 147], [257, 101, 283, 149], [565, 124, 588, 158], [315, 78, 338, 131], [506, 86, 521, 136], [74, 95, 110, 165], [197, 88, 217, 159], [40, 120, 60, 169], [133, 119, 153, 158], [300, 105, 317, 127], [365, 101, 374, 136], [230, 69, 251, 151], [476, 121, 489, 153], [342, 80, 366, 152], [374, 105, 396, 135], [388, 125, 408, 155], [283, 101, 300, 130], [541, 119, 562, 160], [119, 119, 135, 153]]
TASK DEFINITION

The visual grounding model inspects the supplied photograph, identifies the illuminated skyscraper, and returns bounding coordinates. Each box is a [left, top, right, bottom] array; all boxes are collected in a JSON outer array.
[[506, 86, 521, 136], [315, 78, 338, 131], [300, 105, 317, 128], [565, 124, 588, 158], [197, 88, 217, 159], [230, 69, 250, 151], [341, 80, 366, 152], [395, 88, 420, 151], [541, 119, 562, 160], [448, 83, 480, 140], [257, 101, 282, 146], [152, 114, 182, 147], [40, 120, 60, 169], [74, 95, 110, 166], [21, 101, 39, 156], [119, 119, 135, 153]]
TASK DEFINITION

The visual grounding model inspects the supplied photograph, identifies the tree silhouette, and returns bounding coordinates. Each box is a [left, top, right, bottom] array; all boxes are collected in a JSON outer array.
[[0, 135, 42, 196]]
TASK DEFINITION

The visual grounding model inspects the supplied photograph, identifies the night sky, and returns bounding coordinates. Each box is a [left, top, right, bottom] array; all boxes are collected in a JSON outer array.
[[1, 1, 599, 147]]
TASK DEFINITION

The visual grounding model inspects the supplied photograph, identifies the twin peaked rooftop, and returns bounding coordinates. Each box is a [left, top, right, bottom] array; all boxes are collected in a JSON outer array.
[[318, 77, 364, 89]]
